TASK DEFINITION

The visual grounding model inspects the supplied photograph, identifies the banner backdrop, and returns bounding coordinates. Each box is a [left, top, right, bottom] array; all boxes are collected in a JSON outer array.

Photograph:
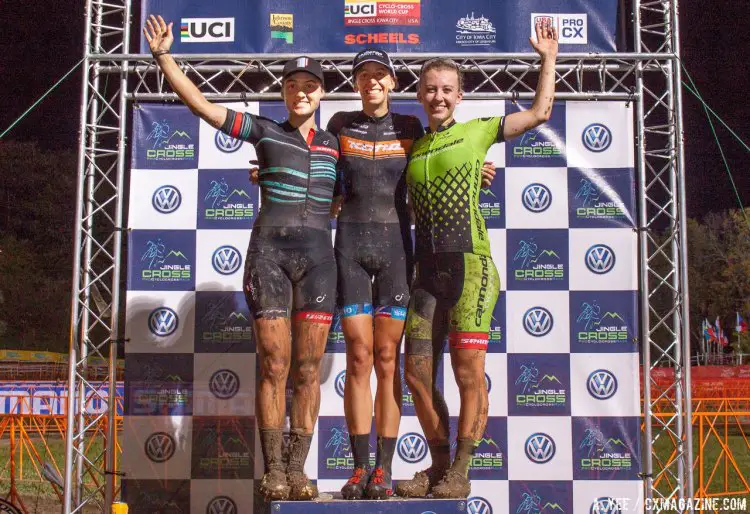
[[0, 381, 123, 416], [124, 100, 642, 513], [140, 0, 620, 54]]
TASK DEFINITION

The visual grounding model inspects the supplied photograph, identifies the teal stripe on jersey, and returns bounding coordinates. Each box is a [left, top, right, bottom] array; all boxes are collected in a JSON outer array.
[[266, 187, 305, 198], [310, 172, 337, 180], [267, 194, 304, 203], [260, 180, 307, 192], [307, 193, 333, 203], [260, 167, 308, 179], [258, 137, 307, 153], [240, 113, 253, 140]]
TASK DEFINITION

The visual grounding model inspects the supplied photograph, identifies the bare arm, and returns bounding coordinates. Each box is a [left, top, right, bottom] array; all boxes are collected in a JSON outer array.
[[503, 19, 559, 141], [144, 15, 227, 129]]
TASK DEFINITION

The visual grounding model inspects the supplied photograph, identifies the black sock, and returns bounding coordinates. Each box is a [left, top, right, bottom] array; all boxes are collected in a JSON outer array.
[[259, 428, 284, 473], [375, 436, 397, 475], [287, 429, 313, 474], [451, 438, 477, 477], [350, 433, 370, 469], [427, 439, 451, 471]]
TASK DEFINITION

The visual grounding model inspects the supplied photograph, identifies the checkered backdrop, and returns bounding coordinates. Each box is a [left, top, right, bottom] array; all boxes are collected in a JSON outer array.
[[123, 100, 643, 514]]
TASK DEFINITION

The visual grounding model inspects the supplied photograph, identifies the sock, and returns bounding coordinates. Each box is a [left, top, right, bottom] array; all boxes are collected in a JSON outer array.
[[287, 429, 313, 474], [451, 438, 477, 477], [427, 439, 451, 471], [350, 433, 370, 469], [259, 428, 284, 473], [375, 436, 397, 475]]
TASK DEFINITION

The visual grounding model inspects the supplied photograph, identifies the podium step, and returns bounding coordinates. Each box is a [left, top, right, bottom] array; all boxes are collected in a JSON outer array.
[[269, 494, 467, 513]]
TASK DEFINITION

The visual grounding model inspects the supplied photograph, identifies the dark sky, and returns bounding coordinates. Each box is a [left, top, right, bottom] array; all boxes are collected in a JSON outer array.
[[0, 1, 747, 218]]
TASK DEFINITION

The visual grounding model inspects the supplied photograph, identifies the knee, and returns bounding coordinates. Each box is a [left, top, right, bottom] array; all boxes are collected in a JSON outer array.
[[347, 339, 373, 379], [374, 346, 397, 380], [261, 354, 289, 384], [404, 358, 428, 395], [453, 362, 483, 392], [293, 358, 321, 387]]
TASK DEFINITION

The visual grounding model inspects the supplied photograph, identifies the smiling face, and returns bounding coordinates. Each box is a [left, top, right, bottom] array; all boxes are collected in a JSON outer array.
[[354, 62, 396, 110], [417, 66, 463, 129], [282, 72, 324, 117]]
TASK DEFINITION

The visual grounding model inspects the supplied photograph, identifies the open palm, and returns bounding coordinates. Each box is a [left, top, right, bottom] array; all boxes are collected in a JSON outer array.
[[143, 14, 174, 54], [530, 19, 559, 60]]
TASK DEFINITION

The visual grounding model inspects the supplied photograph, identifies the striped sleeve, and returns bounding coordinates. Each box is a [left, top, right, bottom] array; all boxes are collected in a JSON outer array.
[[326, 113, 345, 197], [220, 109, 263, 143]]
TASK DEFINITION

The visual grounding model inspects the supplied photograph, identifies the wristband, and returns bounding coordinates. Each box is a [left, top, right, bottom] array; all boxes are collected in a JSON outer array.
[[152, 49, 170, 57]]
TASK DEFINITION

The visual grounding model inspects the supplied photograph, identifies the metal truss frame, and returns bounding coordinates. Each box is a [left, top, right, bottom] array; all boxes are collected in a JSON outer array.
[[64, 1, 692, 512]]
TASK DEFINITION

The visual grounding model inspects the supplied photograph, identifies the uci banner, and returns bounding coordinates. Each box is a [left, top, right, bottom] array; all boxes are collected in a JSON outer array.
[[123, 100, 643, 513], [140, 0, 620, 54]]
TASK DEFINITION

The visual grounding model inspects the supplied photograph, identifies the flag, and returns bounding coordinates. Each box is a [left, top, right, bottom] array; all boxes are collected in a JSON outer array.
[[719, 329, 729, 346], [737, 312, 748, 333], [703, 319, 715, 342]]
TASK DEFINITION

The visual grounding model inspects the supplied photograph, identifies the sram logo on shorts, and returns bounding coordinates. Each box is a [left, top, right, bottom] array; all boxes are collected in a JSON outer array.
[[180, 18, 235, 43], [531, 13, 588, 44]]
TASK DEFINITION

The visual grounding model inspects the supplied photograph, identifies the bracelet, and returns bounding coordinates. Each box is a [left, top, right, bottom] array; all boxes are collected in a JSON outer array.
[[152, 49, 170, 58]]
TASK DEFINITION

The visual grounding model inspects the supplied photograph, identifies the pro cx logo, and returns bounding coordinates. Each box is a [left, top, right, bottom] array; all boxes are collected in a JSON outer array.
[[212, 245, 242, 275], [587, 370, 618, 400], [209, 369, 240, 399], [522, 183, 552, 213], [148, 307, 178, 337], [523, 307, 554, 337], [144, 432, 176, 462], [585, 244, 615, 274], [397, 432, 427, 463], [582, 123, 612, 152], [215, 130, 243, 153], [525, 433, 556, 463], [152, 185, 182, 214]]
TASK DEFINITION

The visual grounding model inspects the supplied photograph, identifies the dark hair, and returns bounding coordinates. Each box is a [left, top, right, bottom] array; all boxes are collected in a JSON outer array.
[[419, 58, 464, 91]]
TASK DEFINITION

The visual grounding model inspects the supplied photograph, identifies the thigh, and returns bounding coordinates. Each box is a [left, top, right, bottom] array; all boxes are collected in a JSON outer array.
[[372, 244, 411, 317], [335, 248, 373, 314], [294, 256, 337, 316], [447, 254, 500, 351], [245, 253, 293, 319]]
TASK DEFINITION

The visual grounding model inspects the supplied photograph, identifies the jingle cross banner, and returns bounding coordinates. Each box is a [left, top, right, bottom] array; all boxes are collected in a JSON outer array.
[[123, 100, 642, 513], [140, 0, 621, 54]]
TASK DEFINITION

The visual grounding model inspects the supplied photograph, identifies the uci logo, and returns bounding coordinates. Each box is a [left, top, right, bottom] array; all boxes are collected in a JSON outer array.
[[144, 432, 176, 462], [585, 244, 615, 274], [152, 185, 182, 213], [591, 497, 622, 514], [212, 246, 242, 275], [215, 130, 243, 153], [525, 432, 556, 463], [587, 369, 618, 400], [335, 370, 346, 398], [209, 369, 240, 399], [582, 123, 612, 152], [522, 183, 552, 213], [467, 497, 493, 514], [207, 496, 237, 514], [397, 432, 427, 463], [148, 307, 178, 337], [523, 307, 553, 337]]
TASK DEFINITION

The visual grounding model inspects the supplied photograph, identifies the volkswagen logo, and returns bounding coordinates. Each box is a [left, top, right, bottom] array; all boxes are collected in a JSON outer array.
[[587, 369, 618, 400], [144, 432, 176, 462], [207, 496, 237, 514], [485, 372, 492, 393], [152, 185, 182, 214], [591, 497, 622, 514], [585, 244, 616, 274], [397, 432, 427, 463], [334, 370, 346, 398], [209, 369, 240, 399], [148, 307, 178, 337], [522, 183, 552, 213], [525, 433, 556, 463], [582, 123, 612, 152], [523, 307, 553, 337], [467, 497, 493, 514], [215, 130, 243, 153], [212, 245, 242, 275]]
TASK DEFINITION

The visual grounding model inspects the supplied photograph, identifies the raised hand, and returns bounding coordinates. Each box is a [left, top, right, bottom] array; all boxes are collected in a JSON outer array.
[[143, 14, 174, 55], [530, 18, 558, 60]]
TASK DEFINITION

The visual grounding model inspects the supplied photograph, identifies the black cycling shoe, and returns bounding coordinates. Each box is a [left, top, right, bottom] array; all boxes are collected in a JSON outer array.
[[365, 466, 393, 499], [341, 466, 369, 500]]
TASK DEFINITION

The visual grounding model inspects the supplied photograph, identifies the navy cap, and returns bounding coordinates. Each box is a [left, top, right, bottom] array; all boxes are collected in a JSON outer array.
[[352, 48, 396, 76], [282, 56, 325, 83]]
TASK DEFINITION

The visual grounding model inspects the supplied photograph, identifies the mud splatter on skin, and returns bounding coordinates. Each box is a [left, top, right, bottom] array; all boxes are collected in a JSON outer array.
[[255, 318, 292, 430], [290, 320, 329, 433]]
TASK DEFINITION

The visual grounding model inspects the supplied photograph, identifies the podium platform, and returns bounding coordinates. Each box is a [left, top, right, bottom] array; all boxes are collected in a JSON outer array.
[[268, 494, 467, 513]]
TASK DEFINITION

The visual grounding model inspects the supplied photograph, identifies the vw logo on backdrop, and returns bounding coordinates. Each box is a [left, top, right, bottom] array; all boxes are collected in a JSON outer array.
[[397, 432, 428, 463], [209, 369, 240, 399], [467, 497, 493, 514], [485, 372, 492, 393], [144, 432, 176, 462], [522, 183, 552, 213], [523, 307, 554, 337], [582, 123, 612, 152], [212, 245, 242, 275], [215, 130, 243, 153], [585, 244, 616, 274], [591, 497, 622, 514], [152, 185, 182, 214], [525, 432, 556, 463], [207, 496, 237, 514], [334, 370, 346, 398], [148, 307, 178, 337], [587, 369, 618, 400]]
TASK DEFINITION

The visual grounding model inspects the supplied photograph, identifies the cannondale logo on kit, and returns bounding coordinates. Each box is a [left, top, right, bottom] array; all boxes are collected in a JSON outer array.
[[209, 369, 240, 399], [525, 432, 556, 463], [590, 497, 622, 514], [215, 130, 243, 153], [585, 244, 616, 274], [145, 432, 176, 462], [522, 183, 552, 212], [152, 185, 182, 213], [335, 370, 346, 398], [397, 432, 428, 463], [212, 245, 242, 275], [207, 496, 238, 514], [467, 497, 493, 514], [148, 307, 178, 337], [587, 369, 618, 400], [582, 123, 612, 152], [523, 307, 554, 337]]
